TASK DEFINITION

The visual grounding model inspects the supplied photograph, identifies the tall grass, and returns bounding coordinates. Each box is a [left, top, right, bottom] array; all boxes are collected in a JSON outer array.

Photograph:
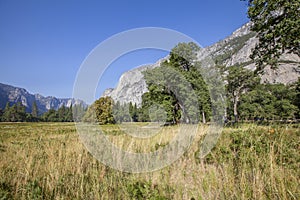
[[0, 122, 299, 199]]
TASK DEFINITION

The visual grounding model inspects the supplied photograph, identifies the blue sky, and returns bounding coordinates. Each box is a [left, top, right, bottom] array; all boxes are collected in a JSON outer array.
[[0, 0, 249, 100]]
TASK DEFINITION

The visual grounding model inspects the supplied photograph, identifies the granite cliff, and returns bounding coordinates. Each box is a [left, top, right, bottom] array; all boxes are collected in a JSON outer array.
[[103, 23, 300, 106]]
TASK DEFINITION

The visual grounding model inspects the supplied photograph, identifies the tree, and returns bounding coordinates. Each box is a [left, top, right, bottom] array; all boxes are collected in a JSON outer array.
[[244, 0, 300, 69], [83, 97, 115, 124], [294, 78, 300, 118], [1, 102, 27, 122], [73, 103, 86, 122], [95, 97, 115, 124], [129, 102, 138, 122], [2, 102, 11, 122], [0, 108, 3, 122], [225, 65, 259, 122], [42, 109, 59, 122], [58, 105, 67, 122], [31, 101, 38, 118], [239, 83, 298, 121], [142, 42, 207, 124], [66, 104, 73, 122]]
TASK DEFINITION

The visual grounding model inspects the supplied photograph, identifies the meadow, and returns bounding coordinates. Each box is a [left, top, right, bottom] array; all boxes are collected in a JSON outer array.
[[0, 122, 299, 199]]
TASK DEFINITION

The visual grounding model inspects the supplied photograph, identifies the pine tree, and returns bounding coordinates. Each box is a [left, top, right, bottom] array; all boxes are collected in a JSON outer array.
[[31, 101, 38, 118], [0, 108, 2, 122], [2, 102, 11, 122], [66, 104, 73, 122]]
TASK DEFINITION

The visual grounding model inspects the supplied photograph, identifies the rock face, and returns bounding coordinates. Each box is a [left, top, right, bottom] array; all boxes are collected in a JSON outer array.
[[198, 22, 300, 84], [103, 22, 300, 106], [102, 58, 167, 106], [0, 83, 86, 114]]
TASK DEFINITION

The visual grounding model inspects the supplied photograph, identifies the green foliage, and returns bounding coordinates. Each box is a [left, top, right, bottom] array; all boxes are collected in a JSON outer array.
[[126, 181, 170, 200], [1, 102, 27, 122], [83, 96, 115, 124], [31, 100, 38, 118], [142, 42, 210, 124], [0, 182, 13, 200], [245, 0, 300, 69], [293, 78, 300, 118], [112, 101, 131, 123], [41, 106, 74, 122], [72, 103, 87, 122], [239, 83, 299, 120], [0, 101, 77, 122], [129, 102, 138, 122], [222, 65, 259, 122]]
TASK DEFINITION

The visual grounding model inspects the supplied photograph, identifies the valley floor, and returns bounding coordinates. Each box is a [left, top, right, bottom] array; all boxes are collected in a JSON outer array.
[[0, 122, 299, 199]]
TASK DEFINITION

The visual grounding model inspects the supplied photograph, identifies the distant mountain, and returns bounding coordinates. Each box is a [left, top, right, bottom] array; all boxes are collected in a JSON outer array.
[[103, 22, 300, 106], [0, 83, 86, 114]]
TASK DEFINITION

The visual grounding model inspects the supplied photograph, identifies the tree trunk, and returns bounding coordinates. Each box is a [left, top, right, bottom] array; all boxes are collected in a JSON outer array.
[[202, 111, 206, 124], [233, 95, 239, 123]]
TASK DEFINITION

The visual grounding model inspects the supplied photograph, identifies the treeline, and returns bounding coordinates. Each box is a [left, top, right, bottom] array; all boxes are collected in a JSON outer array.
[[84, 42, 300, 125], [0, 101, 86, 122], [82, 98, 162, 124]]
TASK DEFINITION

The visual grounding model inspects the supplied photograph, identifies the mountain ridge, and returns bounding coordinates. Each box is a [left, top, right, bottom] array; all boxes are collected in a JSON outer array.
[[0, 82, 86, 114], [103, 22, 300, 106]]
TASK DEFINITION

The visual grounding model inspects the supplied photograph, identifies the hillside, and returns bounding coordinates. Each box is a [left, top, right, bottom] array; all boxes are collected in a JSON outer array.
[[103, 22, 300, 106], [0, 83, 86, 114]]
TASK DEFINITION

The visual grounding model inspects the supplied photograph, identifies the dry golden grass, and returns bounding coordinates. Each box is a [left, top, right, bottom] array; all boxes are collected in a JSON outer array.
[[0, 122, 299, 199]]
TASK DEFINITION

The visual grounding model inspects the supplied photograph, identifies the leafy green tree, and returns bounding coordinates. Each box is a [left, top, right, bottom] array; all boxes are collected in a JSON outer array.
[[239, 84, 276, 120], [143, 66, 183, 123], [142, 42, 208, 124], [274, 99, 298, 120], [244, 0, 300, 69], [225, 65, 259, 122], [294, 78, 300, 118], [239, 83, 298, 121], [95, 97, 115, 124], [83, 97, 115, 124]]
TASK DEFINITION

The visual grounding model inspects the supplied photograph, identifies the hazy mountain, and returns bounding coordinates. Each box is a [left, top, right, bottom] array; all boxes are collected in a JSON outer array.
[[0, 83, 86, 114], [103, 22, 300, 106]]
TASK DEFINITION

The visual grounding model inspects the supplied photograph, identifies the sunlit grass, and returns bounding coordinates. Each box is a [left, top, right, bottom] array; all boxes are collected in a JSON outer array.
[[0, 122, 299, 199]]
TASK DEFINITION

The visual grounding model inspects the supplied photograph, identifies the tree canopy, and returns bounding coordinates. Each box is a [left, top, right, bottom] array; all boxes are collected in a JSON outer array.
[[244, 0, 300, 69], [142, 42, 209, 124]]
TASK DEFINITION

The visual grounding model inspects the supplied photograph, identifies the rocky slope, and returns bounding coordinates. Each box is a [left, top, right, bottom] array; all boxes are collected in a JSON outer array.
[[103, 22, 300, 105], [103, 58, 167, 106], [0, 83, 86, 114], [197, 22, 300, 84]]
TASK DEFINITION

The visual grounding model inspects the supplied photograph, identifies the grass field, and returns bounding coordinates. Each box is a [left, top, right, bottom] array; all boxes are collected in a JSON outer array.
[[0, 122, 299, 199]]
